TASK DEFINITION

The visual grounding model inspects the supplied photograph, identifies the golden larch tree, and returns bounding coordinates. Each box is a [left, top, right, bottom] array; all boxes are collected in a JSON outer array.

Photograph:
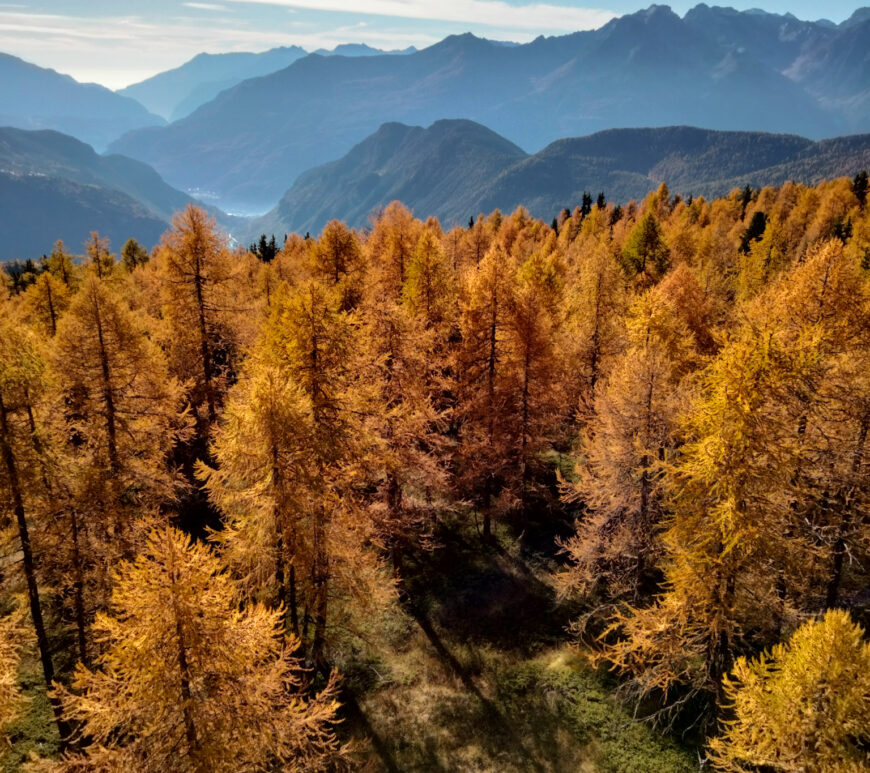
[[708, 609, 870, 772], [51, 527, 344, 773]]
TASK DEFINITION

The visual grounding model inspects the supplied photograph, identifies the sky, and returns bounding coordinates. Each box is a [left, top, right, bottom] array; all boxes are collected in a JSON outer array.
[[1, 0, 864, 90]]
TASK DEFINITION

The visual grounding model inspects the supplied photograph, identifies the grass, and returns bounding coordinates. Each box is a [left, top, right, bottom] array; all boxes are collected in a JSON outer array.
[[2, 652, 59, 772], [339, 514, 698, 772], [1, 505, 699, 771]]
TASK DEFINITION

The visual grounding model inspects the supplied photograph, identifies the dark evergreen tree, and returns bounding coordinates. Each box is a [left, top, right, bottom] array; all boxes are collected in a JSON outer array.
[[249, 234, 278, 263], [3, 259, 44, 294], [853, 170, 868, 208], [121, 238, 149, 271], [740, 211, 768, 254], [620, 212, 670, 279]]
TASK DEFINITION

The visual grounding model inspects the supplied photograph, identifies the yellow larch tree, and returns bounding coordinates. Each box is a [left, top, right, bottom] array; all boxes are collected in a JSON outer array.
[[0, 310, 69, 741], [560, 286, 696, 613], [454, 242, 517, 540], [21, 272, 71, 337], [49, 275, 188, 658], [501, 247, 567, 512], [49, 527, 344, 773], [311, 219, 366, 310], [562, 243, 626, 418], [84, 232, 116, 281], [708, 609, 870, 772], [595, 328, 814, 719], [366, 201, 423, 302], [155, 205, 239, 439], [207, 280, 393, 667], [358, 288, 447, 575]]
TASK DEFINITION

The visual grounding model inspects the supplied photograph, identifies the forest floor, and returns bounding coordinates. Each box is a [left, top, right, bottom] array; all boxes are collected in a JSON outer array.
[[340, 513, 698, 773], [3, 510, 700, 772]]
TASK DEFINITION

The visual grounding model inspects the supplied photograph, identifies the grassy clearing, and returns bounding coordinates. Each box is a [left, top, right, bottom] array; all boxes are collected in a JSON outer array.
[[2, 653, 59, 772], [341, 516, 698, 772], [1, 514, 698, 771]]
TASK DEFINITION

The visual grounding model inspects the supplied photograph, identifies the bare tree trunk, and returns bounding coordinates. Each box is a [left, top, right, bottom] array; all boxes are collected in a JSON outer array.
[[0, 393, 70, 746], [70, 508, 88, 666], [826, 412, 868, 608], [90, 285, 119, 472], [311, 507, 328, 668], [192, 251, 215, 425], [170, 565, 201, 768]]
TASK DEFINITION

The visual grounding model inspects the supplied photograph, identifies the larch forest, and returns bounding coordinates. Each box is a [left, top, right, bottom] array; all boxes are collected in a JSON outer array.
[[2, 175, 870, 771]]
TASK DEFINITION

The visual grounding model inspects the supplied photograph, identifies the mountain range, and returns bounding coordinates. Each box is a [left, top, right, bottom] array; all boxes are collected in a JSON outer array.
[[119, 47, 309, 122], [119, 43, 418, 123], [249, 120, 870, 237], [0, 53, 163, 152], [3, 117, 869, 260], [4, 4, 870, 254], [0, 128, 221, 260], [109, 4, 870, 212]]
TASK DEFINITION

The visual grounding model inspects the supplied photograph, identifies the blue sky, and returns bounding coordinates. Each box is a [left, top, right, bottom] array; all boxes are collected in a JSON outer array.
[[1, 1, 863, 89]]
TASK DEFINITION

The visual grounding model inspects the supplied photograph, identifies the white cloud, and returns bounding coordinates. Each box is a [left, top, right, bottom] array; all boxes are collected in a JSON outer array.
[[224, 0, 615, 31], [183, 2, 229, 10], [0, 9, 442, 87], [0, 1, 616, 89]]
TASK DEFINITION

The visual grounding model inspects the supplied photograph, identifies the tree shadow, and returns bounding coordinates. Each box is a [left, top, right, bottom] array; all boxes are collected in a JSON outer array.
[[410, 605, 575, 773], [340, 687, 404, 773]]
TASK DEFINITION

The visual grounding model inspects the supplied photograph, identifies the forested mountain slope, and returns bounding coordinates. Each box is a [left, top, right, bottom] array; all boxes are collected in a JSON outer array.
[[0, 127, 216, 258], [252, 121, 870, 234], [251, 119, 528, 237]]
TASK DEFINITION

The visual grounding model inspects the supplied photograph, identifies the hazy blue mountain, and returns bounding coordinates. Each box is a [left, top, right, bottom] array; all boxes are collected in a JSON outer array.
[[683, 4, 834, 71], [249, 121, 870, 237], [0, 53, 163, 152], [685, 6, 870, 132], [110, 4, 860, 213], [841, 7, 870, 27], [313, 43, 417, 56], [118, 46, 308, 121], [784, 16, 870, 130], [249, 119, 527, 237], [0, 127, 225, 259], [0, 174, 169, 261]]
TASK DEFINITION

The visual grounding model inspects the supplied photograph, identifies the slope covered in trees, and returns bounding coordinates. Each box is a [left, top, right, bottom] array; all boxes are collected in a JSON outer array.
[[253, 121, 870, 235], [1, 173, 870, 771], [0, 127, 230, 259], [251, 120, 528, 238]]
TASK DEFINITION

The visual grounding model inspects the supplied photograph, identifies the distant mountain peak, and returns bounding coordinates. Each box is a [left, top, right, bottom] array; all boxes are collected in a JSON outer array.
[[313, 43, 417, 57], [430, 32, 493, 51], [842, 7, 870, 27], [642, 4, 678, 19]]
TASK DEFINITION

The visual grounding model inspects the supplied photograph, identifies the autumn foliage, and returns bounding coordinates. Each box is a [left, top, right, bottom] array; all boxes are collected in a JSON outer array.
[[0, 174, 869, 769]]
